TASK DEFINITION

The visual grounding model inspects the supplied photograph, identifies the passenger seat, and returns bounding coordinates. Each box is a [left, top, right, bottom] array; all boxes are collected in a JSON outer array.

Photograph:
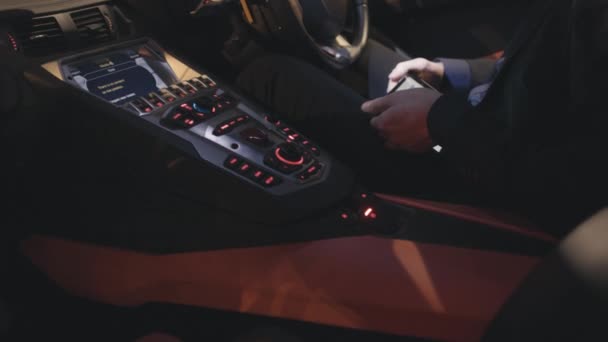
[[483, 209, 608, 341]]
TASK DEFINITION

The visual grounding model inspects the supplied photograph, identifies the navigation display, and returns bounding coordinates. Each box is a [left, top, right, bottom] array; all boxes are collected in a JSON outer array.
[[65, 46, 175, 105]]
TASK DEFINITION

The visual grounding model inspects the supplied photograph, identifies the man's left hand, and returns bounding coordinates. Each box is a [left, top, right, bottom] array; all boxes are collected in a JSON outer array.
[[361, 88, 442, 153]]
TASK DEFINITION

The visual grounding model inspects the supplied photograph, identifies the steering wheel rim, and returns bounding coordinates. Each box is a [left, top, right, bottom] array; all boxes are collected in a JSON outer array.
[[286, 0, 369, 69]]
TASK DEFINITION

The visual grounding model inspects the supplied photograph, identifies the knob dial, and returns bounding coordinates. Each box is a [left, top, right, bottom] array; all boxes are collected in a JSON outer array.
[[275, 143, 305, 166]]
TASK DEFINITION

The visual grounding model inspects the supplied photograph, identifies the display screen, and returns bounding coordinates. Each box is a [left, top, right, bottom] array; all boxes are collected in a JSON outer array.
[[65, 46, 174, 105]]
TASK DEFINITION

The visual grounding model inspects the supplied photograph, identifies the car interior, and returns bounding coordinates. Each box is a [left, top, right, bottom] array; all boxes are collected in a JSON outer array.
[[1, 0, 606, 341]]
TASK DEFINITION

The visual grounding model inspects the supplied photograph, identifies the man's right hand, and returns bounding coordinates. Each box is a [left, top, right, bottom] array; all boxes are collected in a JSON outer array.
[[387, 58, 445, 92]]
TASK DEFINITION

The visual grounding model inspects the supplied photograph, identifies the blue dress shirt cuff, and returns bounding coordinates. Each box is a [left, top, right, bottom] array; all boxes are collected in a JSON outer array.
[[436, 58, 472, 91]]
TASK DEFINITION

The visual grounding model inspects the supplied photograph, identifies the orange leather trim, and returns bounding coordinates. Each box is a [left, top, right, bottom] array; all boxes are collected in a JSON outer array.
[[22, 235, 539, 342], [378, 194, 558, 243]]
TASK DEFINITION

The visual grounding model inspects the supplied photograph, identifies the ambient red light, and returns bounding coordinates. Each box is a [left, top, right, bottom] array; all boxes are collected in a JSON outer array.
[[341, 213, 349, 220], [265, 176, 275, 185], [7, 33, 18, 51], [361, 193, 368, 199]]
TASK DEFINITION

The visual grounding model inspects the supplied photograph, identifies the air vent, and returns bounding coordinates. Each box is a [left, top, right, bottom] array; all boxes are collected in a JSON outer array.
[[71, 7, 114, 46], [14, 16, 67, 57]]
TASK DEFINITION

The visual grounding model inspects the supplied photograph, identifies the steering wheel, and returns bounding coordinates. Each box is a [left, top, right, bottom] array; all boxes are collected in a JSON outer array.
[[286, 0, 369, 69]]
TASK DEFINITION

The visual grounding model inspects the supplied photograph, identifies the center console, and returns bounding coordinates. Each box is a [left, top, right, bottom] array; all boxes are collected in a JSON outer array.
[[41, 38, 400, 249], [59, 40, 331, 195]]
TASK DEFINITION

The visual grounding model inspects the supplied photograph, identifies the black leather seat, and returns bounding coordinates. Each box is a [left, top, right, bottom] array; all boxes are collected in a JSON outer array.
[[483, 209, 608, 341]]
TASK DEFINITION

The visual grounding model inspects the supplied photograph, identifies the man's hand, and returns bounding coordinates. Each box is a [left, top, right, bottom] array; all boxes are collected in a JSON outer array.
[[387, 58, 445, 92], [362, 88, 442, 153]]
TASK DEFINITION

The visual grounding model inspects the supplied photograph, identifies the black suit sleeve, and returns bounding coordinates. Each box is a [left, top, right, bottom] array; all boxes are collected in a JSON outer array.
[[466, 57, 499, 87], [427, 2, 608, 234]]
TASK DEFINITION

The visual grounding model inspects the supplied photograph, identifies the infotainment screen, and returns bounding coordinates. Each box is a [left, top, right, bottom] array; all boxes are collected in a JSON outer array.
[[64, 45, 177, 105]]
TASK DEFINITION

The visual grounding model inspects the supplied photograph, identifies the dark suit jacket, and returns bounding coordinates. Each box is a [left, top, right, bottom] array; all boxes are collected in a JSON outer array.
[[427, 0, 608, 235]]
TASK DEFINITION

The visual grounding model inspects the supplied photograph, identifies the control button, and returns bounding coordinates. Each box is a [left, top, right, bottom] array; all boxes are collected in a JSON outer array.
[[145, 92, 166, 108], [249, 169, 266, 181], [264, 143, 306, 174], [362, 207, 378, 220], [265, 115, 280, 125], [339, 209, 357, 225], [213, 122, 233, 136], [164, 110, 196, 128], [262, 175, 282, 187], [224, 155, 242, 170], [199, 76, 216, 88], [192, 97, 215, 114], [169, 85, 188, 98], [178, 82, 197, 94], [161, 102, 213, 129], [189, 77, 207, 90], [275, 143, 305, 166], [280, 126, 295, 136], [238, 162, 252, 174], [128, 98, 154, 115], [213, 115, 250, 136], [159, 88, 177, 103], [240, 127, 271, 147], [286, 133, 303, 143], [296, 162, 323, 182], [224, 156, 281, 188], [301, 140, 321, 156], [218, 93, 235, 107]]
